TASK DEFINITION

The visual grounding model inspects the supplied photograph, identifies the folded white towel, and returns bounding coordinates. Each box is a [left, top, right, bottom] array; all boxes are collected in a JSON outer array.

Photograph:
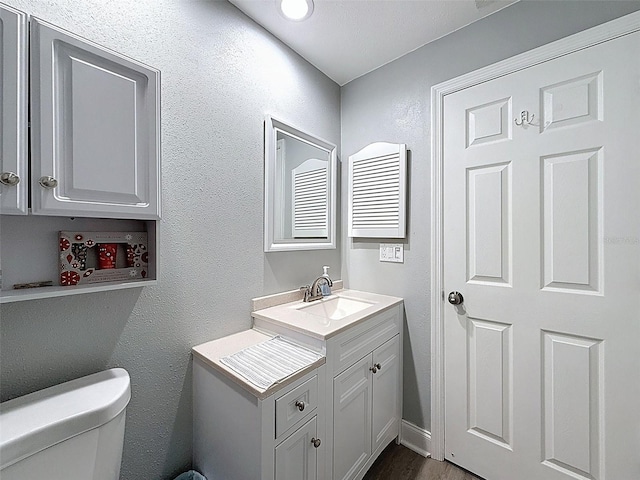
[[220, 336, 322, 391]]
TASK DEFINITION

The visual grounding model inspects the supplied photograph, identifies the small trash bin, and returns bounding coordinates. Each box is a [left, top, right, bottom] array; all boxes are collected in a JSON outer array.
[[173, 471, 206, 480]]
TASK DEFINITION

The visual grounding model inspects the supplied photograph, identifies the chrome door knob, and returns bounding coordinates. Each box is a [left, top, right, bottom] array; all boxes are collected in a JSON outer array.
[[448, 291, 464, 305], [295, 400, 305, 412], [311, 437, 321, 448], [0, 172, 20, 186], [369, 365, 378, 374], [39, 176, 58, 189], [374, 363, 382, 371]]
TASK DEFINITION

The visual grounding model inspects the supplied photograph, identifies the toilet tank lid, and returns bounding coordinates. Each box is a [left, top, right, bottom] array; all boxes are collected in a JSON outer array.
[[0, 368, 131, 470]]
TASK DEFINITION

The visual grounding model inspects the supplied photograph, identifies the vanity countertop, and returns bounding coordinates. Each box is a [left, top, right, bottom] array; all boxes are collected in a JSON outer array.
[[251, 289, 403, 341], [192, 329, 326, 400]]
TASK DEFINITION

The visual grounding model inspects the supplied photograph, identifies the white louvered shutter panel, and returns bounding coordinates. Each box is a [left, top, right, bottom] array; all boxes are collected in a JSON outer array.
[[292, 158, 328, 238], [348, 142, 407, 238]]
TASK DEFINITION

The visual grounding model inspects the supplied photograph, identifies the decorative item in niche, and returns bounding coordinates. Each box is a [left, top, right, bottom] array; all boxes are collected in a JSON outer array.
[[348, 142, 407, 238], [59, 231, 148, 286]]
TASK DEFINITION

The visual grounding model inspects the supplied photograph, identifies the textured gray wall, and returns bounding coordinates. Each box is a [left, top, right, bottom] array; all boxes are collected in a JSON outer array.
[[340, 0, 640, 432], [0, 1, 339, 479]]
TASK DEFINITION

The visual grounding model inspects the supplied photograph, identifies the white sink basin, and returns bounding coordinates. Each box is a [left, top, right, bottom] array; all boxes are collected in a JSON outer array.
[[297, 295, 374, 320]]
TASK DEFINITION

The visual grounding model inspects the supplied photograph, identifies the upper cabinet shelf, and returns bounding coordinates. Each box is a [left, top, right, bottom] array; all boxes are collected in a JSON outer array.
[[1, 12, 161, 220]]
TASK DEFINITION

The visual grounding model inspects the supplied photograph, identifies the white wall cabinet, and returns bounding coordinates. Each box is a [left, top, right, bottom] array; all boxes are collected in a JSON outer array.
[[29, 18, 160, 220], [0, 5, 161, 302]]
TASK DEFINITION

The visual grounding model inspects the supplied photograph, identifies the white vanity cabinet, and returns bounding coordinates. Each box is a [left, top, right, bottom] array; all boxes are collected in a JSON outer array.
[[0, 5, 161, 302], [192, 330, 327, 480], [333, 335, 400, 480], [252, 290, 403, 480]]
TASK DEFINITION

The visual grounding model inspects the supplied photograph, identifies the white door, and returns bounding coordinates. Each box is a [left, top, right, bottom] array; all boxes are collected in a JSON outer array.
[[333, 355, 372, 480], [443, 31, 640, 480], [0, 4, 28, 215], [30, 18, 160, 219], [275, 416, 318, 480]]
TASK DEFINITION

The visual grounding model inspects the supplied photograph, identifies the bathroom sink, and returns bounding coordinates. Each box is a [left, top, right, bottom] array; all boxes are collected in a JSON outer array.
[[297, 295, 374, 320]]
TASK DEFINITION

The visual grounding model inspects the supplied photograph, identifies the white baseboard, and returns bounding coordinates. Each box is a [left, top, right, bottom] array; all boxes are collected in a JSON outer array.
[[400, 419, 431, 458]]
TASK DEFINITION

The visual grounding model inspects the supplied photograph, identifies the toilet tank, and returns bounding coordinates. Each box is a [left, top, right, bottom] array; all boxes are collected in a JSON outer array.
[[0, 368, 131, 480]]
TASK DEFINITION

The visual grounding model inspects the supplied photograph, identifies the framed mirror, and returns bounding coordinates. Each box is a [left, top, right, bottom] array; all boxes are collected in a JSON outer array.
[[264, 116, 337, 252]]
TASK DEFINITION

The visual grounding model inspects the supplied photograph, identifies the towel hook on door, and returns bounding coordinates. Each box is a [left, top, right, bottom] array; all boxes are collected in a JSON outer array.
[[514, 110, 536, 127]]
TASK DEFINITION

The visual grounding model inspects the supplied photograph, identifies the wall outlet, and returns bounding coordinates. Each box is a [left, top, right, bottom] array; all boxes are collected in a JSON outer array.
[[380, 243, 404, 263]]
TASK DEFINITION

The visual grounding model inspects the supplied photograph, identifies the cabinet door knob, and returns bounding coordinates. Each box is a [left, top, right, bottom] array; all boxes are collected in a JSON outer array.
[[39, 176, 58, 189], [369, 366, 378, 374], [375, 363, 382, 371], [295, 400, 305, 412], [311, 437, 321, 448], [0, 172, 20, 186]]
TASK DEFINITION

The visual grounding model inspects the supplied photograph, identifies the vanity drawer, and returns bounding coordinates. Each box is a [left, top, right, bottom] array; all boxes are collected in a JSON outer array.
[[330, 305, 401, 375], [276, 374, 318, 438]]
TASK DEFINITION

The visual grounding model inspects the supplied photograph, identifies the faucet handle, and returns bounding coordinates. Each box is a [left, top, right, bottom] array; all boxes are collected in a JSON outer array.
[[300, 285, 311, 302]]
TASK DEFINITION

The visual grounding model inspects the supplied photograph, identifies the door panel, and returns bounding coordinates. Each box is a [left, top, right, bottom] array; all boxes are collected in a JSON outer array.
[[275, 416, 317, 480], [444, 30, 640, 480], [30, 18, 160, 219], [333, 355, 372, 480], [0, 4, 27, 215], [371, 335, 400, 453]]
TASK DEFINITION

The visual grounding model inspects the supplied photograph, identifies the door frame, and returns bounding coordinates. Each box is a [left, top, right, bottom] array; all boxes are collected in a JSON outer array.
[[429, 10, 640, 462]]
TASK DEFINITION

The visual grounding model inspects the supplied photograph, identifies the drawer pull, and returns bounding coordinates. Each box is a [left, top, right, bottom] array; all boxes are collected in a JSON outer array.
[[311, 437, 321, 448], [295, 400, 305, 412]]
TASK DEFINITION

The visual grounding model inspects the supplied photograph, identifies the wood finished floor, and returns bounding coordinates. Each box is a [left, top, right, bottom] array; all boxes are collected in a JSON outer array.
[[362, 443, 483, 480]]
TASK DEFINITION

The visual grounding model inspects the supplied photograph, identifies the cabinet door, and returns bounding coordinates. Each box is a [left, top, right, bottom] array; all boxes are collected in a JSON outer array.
[[333, 355, 372, 480], [30, 18, 160, 219], [372, 335, 401, 453], [275, 416, 318, 480], [0, 4, 28, 215]]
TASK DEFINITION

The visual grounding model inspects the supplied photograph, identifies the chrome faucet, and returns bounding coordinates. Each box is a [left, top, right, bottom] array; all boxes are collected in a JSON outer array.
[[300, 271, 334, 303]]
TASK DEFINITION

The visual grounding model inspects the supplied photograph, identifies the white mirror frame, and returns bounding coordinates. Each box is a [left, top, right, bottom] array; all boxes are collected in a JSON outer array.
[[264, 115, 337, 252]]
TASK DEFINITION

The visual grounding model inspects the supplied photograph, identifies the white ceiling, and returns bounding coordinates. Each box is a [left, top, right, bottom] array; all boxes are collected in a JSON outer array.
[[228, 0, 519, 85]]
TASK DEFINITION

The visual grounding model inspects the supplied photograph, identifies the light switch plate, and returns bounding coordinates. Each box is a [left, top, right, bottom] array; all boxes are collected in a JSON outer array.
[[380, 243, 404, 263]]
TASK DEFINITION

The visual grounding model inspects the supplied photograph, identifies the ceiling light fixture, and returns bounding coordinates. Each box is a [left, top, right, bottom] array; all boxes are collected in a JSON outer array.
[[279, 0, 314, 21]]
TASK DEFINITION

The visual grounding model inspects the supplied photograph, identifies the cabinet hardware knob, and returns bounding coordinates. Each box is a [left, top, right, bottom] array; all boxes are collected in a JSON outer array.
[[0, 172, 20, 186], [39, 176, 58, 189], [311, 437, 321, 448], [369, 366, 378, 374], [448, 291, 464, 306], [375, 363, 382, 370], [295, 400, 305, 412]]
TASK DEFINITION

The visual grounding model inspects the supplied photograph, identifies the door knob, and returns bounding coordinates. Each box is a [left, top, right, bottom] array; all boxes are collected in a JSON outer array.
[[0, 172, 20, 186], [311, 437, 321, 448], [295, 400, 305, 412], [448, 291, 463, 305]]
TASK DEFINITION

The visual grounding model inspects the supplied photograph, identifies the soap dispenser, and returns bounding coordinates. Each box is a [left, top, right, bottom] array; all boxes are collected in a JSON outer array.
[[320, 266, 332, 296]]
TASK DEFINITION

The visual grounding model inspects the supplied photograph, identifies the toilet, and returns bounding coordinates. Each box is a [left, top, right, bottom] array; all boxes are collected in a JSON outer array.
[[0, 368, 131, 480]]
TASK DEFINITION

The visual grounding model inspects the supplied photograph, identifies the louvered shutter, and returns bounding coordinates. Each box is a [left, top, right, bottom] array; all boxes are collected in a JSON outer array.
[[292, 158, 328, 238], [348, 142, 407, 238]]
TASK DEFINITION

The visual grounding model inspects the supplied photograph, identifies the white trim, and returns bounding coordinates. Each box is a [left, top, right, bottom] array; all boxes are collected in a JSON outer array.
[[400, 419, 431, 458], [429, 10, 640, 463]]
